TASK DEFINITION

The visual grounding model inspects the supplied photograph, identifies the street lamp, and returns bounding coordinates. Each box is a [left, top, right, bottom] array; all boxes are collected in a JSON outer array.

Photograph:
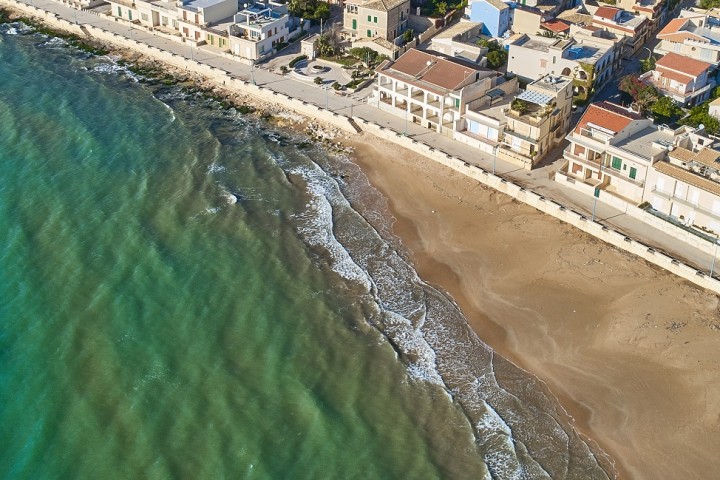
[[325, 85, 329, 109]]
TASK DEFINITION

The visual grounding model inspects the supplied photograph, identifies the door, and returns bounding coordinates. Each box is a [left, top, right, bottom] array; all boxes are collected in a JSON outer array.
[[352, 19, 357, 30], [128, 10, 132, 20]]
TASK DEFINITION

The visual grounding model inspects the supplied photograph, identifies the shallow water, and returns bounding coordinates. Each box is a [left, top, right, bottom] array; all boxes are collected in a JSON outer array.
[[0, 23, 610, 479]]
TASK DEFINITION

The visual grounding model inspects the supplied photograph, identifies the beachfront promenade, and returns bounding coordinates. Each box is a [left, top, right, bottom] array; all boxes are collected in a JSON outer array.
[[5, 0, 720, 290]]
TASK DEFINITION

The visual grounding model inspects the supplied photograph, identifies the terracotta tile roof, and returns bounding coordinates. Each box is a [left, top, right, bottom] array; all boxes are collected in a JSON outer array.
[[377, 48, 488, 94], [594, 6, 620, 20], [658, 17, 689, 36], [542, 19, 570, 33], [654, 161, 720, 196], [575, 101, 643, 135], [655, 67, 693, 86], [363, 0, 408, 12], [656, 52, 712, 77]]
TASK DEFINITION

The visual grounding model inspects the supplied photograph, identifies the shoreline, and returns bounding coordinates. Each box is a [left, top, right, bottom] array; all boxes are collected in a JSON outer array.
[[347, 135, 720, 480], [4, 9, 720, 478]]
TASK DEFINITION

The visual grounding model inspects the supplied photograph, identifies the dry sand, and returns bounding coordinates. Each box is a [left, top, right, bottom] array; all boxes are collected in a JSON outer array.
[[347, 134, 720, 480]]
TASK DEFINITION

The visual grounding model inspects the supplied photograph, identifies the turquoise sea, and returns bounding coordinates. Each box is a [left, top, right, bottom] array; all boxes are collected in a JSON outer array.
[[0, 22, 611, 479]]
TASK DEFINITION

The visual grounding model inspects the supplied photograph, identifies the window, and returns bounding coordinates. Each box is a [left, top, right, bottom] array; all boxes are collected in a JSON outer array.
[[162, 16, 168, 26], [629, 167, 637, 179], [368, 15, 372, 21], [141, 13, 148, 21], [117, 6, 121, 16], [128, 10, 132, 20], [367, 29, 372, 37], [611, 156, 622, 170], [373, 16, 378, 23], [455, 98, 460, 108]]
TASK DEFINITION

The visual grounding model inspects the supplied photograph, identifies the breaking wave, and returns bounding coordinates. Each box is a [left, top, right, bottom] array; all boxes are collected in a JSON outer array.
[[281, 149, 613, 480]]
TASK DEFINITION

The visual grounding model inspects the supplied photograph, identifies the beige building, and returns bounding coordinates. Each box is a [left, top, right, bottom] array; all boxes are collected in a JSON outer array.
[[177, 0, 237, 43], [372, 49, 503, 136], [592, 5, 651, 58], [227, 3, 305, 61], [454, 74, 573, 169], [616, 0, 666, 32], [429, 22, 488, 64], [647, 145, 720, 233], [496, 74, 573, 169], [556, 101, 713, 210], [343, 0, 410, 43]]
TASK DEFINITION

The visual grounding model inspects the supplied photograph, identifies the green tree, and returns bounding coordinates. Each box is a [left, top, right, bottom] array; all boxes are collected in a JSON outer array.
[[681, 103, 720, 135], [700, 0, 720, 9], [619, 74, 658, 114], [435, 1, 448, 15], [651, 96, 683, 123], [486, 50, 507, 69], [640, 56, 656, 73], [402, 28, 414, 45]]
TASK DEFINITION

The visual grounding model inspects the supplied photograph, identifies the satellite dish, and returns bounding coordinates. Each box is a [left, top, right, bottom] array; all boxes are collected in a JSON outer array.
[[699, 124, 705, 130]]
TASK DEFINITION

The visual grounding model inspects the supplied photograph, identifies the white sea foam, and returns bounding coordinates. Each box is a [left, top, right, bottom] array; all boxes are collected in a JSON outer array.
[[223, 193, 237, 205], [207, 164, 226, 174], [5, 27, 18, 35]]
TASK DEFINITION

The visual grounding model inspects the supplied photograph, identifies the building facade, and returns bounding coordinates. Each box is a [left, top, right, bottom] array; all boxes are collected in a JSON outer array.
[[228, 2, 303, 61], [591, 5, 651, 58], [343, 0, 410, 43], [655, 11, 720, 65], [466, 0, 511, 38], [372, 49, 502, 136]]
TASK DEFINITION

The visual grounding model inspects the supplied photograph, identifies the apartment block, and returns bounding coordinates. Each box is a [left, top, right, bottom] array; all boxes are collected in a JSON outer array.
[[591, 6, 651, 58], [372, 49, 502, 136], [647, 143, 720, 233], [343, 0, 410, 43], [616, 0, 666, 33], [506, 33, 621, 101]]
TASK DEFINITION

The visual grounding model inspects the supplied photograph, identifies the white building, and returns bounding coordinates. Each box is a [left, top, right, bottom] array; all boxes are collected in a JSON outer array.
[[372, 48, 502, 136], [228, 2, 305, 61]]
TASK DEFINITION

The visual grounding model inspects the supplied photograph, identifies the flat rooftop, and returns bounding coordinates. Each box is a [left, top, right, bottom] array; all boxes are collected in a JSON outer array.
[[180, 0, 229, 12], [614, 127, 674, 160]]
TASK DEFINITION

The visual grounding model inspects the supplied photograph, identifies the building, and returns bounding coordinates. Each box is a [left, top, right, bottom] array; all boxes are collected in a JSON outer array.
[[429, 22, 488, 64], [641, 53, 715, 107], [616, 0, 666, 33], [465, 0, 511, 38], [343, 0, 411, 43], [228, 2, 304, 61], [591, 5, 651, 58], [710, 97, 720, 118], [176, 0, 238, 43], [556, 101, 657, 204], [455, 74, 572, 168], [134, 0, 180, 32], [647, 143, 720, 233], [506, 33, 621, 102], [495, 74, 573, 168], [655, 11, 720, 65], [372, 49, 503, 136]]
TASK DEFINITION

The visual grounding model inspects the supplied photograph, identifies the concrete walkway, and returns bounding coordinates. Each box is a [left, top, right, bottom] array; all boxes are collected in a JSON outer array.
[[5, 0, 720, 280]]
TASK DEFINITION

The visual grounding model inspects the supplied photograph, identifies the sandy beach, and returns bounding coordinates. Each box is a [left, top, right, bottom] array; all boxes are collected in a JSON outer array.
[[348, 134, 720, 480]]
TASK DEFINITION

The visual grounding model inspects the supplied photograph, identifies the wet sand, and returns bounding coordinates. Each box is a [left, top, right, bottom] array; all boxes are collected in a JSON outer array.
[[348, 134, 720, 480]]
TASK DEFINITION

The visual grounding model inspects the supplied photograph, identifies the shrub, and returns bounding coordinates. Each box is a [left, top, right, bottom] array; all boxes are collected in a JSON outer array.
[[289, 55, 308, 68], [314, 76, 324, 85], [280, 65, 289, 75]]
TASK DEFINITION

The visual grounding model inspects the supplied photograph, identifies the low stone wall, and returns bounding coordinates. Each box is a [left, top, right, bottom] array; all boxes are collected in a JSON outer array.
[[356, 116, 720, 294], [555, 169, 718, 255]]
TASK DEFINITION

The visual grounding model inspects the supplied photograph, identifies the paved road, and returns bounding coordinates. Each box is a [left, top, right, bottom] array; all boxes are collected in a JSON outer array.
[[7, 0, 720, 276]]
